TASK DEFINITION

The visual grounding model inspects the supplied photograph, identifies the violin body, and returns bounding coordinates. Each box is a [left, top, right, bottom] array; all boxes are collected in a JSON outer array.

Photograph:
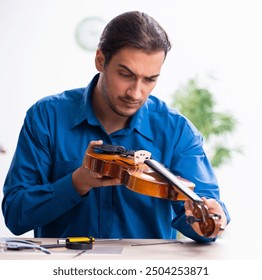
[[85, 151, 195, 201]]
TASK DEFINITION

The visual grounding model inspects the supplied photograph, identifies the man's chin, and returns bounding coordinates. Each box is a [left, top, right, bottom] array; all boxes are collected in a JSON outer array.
[[115, 108, 138, 118]]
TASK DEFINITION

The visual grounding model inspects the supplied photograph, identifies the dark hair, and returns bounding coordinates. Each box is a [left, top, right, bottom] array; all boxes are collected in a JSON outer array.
[[98, 11, 172, 65]]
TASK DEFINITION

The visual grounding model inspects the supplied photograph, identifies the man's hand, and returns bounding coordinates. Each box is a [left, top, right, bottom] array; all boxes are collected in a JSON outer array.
[[184, 197, 227, 237], [72, 140, 121, 196]]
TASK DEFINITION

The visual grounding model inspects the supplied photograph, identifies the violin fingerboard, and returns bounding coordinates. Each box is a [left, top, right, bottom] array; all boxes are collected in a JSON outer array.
[[144, 159, 202, 203]]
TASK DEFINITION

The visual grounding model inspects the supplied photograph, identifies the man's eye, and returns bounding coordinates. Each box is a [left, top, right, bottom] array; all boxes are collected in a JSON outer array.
[[145, 77, 157, 83], [119, 72, 132, 78]]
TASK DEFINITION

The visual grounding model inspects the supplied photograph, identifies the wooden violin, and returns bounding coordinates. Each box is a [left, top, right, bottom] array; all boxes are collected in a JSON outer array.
[[85, 144, 222, 238]]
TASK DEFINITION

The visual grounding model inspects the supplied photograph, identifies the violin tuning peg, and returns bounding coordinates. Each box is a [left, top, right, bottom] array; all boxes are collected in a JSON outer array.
[[186, 215, 202, 225]]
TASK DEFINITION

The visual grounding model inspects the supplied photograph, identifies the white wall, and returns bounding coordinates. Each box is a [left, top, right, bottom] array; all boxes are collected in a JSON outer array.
[[1, 0, 261, 238]]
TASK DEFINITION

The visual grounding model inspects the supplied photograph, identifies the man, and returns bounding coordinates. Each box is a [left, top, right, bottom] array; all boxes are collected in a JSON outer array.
[[2, 11, 230, 243]]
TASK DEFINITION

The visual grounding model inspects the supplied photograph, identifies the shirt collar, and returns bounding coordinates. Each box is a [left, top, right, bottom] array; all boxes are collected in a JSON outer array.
[[70, 74, 100, 129], [129, 102, 154, 141]]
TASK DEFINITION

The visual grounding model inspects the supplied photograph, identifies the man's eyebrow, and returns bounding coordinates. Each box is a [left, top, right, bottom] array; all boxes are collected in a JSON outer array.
[[118, 64, 160, 79]]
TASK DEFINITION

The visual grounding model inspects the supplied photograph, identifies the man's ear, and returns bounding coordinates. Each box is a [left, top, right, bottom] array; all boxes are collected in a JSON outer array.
[[95, 49, 105, 71]]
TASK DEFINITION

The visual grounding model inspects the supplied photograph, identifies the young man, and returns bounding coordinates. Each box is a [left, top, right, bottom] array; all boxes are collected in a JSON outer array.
[[2, 11, 230, 243]]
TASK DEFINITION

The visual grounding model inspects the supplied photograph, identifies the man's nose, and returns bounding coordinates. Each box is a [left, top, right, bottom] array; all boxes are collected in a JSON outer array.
[[127, 80, 143, 100]]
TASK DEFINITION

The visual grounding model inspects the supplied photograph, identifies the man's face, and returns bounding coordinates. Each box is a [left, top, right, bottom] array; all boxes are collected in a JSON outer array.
[[96, 47, 165, 118]]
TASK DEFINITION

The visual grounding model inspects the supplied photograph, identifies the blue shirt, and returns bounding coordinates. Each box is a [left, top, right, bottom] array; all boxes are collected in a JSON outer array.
[[2, 74, 230, 243]]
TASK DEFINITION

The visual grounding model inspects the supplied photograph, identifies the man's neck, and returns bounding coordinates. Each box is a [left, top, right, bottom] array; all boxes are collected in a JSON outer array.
[[92, 88, 129, 134]]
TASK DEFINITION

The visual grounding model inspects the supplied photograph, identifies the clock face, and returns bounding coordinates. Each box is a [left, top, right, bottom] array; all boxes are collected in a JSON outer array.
[[75, 16, 106, 51]]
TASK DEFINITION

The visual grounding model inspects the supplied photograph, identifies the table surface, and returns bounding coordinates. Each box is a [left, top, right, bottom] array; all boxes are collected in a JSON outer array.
[[0, 237, 261, 260]]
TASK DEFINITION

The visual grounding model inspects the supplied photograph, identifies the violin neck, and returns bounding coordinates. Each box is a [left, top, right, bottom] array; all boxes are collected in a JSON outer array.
[[144, 159, 203, 203]]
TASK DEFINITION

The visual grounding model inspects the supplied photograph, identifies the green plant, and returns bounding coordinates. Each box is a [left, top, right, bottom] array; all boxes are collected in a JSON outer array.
[[170, 78, 240, 168]]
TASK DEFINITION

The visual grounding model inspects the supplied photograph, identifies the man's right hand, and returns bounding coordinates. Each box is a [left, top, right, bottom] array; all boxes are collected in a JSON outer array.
[[72, 140, 121, 196]]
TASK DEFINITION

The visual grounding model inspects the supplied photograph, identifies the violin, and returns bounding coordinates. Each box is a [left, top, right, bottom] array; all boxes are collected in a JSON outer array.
[[85, 144, 222, 238]]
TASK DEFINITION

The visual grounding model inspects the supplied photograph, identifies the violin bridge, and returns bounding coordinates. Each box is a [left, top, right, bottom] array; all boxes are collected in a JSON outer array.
[[134, 150, 151, 165]]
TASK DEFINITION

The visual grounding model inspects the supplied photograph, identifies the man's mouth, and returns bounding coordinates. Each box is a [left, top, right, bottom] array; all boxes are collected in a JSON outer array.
[[120, 98, 141, 106]]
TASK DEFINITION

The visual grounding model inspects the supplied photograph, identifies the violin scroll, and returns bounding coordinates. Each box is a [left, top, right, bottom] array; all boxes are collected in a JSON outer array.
[[186, 202, 222, 238]]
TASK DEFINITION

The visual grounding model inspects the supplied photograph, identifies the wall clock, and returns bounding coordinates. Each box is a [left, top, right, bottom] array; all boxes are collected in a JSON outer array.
[[75, 16, 106, 52]]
